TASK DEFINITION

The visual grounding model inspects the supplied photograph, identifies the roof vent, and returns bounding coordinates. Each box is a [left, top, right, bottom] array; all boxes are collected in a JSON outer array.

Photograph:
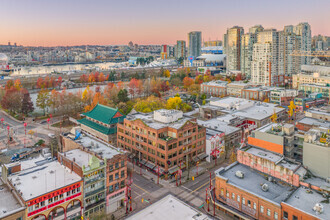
[[32, 176, 37, 179], [235, 170, 244, 179], [261, 183, 269, 192], [258, 152, 267, 156], [49, 170, 54, 174], [313, 203, 324, 214]]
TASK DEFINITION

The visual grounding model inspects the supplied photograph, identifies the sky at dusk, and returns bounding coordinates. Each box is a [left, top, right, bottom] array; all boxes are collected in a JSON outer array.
[[0, 0, 329, 46]]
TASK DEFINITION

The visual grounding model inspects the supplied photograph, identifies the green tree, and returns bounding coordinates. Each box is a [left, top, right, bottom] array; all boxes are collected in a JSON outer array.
[[117, 89, 129, 102], [36, 89, 50, 115]]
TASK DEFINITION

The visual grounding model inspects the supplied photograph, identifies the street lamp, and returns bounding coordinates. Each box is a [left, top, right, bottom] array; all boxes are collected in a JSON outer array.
[[23, 123, 27, 136], [1, 118, 4, 129], [47, 118, 50, 129], [7, 125, 10, 144]]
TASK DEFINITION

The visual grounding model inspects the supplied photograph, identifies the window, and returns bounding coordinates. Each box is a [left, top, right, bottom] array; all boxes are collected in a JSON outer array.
[[115, 162, 119, 169], [253, 202, 256, 210], [242, 198, 245, 205], [109, 185, 113, 192], [121, 180, 125, 187], [274, 212, 278, 220], [115, 173, 119, 179], [293, 216, 298, 220], [247, 200, 251, 207], [260, 206, 264, 213], [48, 198, 53, 204], [109, 175, 113, 182], [231, 193, 235, 200], [115, 183, 119, 190], [267, 209, 271, 216], [121, 160, 125, 167], [59, 194, 63, 199], [77, 187, 81, 192], [220, 188, 224, 196], [237, 195, 240, 202], [41, 201, 45, 207], [67, 191, 71, 197], [121, 170, 125, 178], [54, 196, 58, 202], [109, 164, 113, 171], [72, 188, 76, 194], [226, 191, 229, 197]]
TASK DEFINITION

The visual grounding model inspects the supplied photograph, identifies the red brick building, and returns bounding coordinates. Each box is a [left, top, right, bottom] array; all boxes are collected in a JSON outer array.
[[117, 109, 206, 176]]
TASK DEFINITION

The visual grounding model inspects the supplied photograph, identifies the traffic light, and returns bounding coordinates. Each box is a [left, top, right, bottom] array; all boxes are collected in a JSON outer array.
[[142, 198, 144, 203]]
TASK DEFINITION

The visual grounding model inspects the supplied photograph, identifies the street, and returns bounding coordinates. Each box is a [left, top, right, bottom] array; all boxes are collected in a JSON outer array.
[[125, 160, 233, 220]]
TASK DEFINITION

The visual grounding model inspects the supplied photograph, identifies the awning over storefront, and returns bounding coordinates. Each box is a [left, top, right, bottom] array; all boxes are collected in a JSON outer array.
[[193, 156, 200, 163], [139, 159, 147, 165], [197, 153, 208, 160], [168, 166, 180, 175], [153, 166, 165, 174], [144, 161, 156, 170]]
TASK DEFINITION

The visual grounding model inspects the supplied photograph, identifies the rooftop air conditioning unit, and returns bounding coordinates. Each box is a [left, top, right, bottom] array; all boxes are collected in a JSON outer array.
[[261, 183, 269, 192], [235, 170, 244, 179], [313, 203, 324, 214]]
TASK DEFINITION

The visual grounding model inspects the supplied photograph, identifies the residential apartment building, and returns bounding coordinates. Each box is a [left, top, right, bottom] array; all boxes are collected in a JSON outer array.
[[251, 29, 280, 86], [240, 25, 264, 78], [293, 72, 330, 88], [278, 29, 301, 77], [293, 22, 312, 66], [175, 40, 186, 59], [188, 31, 202, 58], [201, 80, 272, 101], [270, 88, 299, 106], [58, 149, 106, 217], [224, 26, 244, 72], [298, 84, 330, 98], [226, 82, 250, 97], [201, 80, 228, 97], [117, 109, 206, 176], [61, 131, 128, 214], [241, 86, 272, 101]]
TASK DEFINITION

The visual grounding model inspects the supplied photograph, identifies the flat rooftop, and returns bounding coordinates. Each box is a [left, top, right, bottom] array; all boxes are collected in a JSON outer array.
[[298, 117, 330, 128], [0, 178, 24, 218], [197, 119, 240, 135], [303, 176, 330, 191], [284, 187, 330, 220], [216, 163, 294, 205], [62, 148, 100, 168], [8, 160, 81, 201], [203, 97, 284, 120], [126, 112, 194, 130], [65, 131, 124, 160], [242, 146, 300, 171], [126, 194, 211, 220]]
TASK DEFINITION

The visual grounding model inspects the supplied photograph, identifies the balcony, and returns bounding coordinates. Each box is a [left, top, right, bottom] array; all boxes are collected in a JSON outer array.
[[85, 175, 105, 185], [85, 186, 105, 197]]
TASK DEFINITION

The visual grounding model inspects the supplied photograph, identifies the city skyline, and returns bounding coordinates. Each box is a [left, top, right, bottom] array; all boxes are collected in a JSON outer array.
[[0, 0, 329, 47]]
